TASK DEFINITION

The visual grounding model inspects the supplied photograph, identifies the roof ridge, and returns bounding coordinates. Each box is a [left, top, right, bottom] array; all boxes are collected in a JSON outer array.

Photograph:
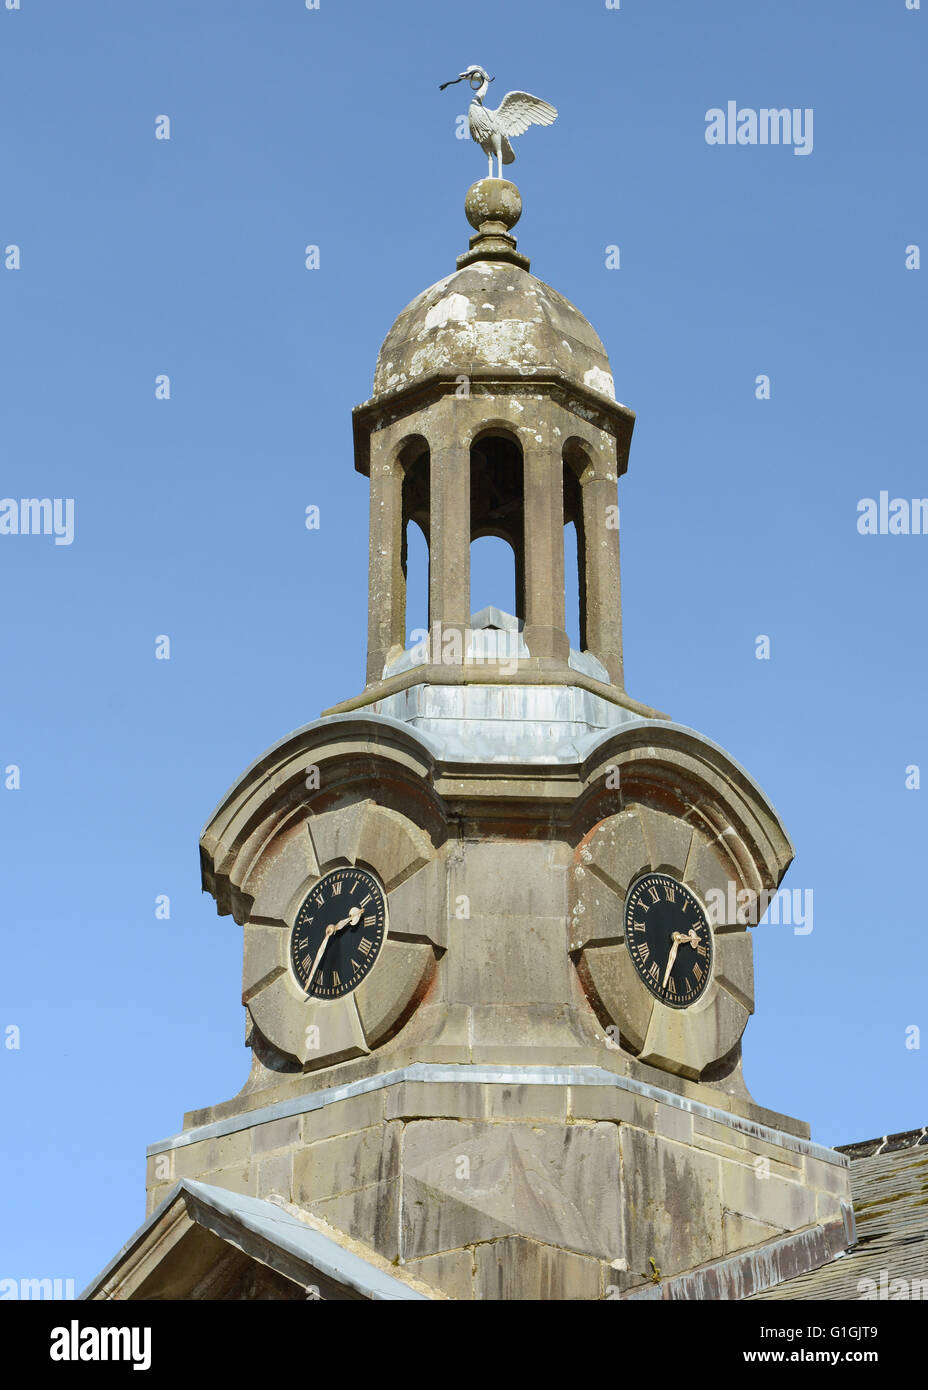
[[836, 1125, 928, 1159]]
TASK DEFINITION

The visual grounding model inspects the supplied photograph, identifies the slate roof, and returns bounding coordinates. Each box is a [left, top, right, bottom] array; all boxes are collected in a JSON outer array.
[[751, 1126, 928, 1300]]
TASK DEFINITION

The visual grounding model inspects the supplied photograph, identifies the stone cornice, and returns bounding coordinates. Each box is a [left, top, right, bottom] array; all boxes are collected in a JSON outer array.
[[147, 1062, 843, 1168], [351, 369, 636, 475], [322, 666, 667, 720]]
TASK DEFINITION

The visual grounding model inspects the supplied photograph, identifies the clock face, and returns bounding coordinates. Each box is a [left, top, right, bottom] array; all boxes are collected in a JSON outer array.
[[290, 867, 387, 1001], [624, 873, 713, 1009]]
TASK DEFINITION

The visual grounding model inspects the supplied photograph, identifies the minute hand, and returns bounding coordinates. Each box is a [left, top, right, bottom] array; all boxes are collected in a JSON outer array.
[[662, 928, 700, 989], [303, 907, 363, 991], [661, 940, 680, 990]]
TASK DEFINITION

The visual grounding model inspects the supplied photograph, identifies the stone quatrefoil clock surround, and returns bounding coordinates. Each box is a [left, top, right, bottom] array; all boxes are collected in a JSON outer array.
[[235, 798, 445, 1072], [569, 801, 757, 1083]]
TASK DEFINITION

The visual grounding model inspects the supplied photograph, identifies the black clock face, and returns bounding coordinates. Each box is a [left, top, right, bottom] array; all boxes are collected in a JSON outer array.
[[624, 873, 713, 1008], [290, 867, 387, 1001]]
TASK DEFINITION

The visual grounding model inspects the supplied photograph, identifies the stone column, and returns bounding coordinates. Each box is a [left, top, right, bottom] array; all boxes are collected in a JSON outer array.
[[580, 467, 623, 687], [366, 436, 406, 685], [523, 433, 569, 664], [428, 441, 470, 665], [513, 532, 527, 625]]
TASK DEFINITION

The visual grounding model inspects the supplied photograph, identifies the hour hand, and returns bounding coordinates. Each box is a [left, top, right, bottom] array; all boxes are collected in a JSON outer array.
[[673, 927, 700, 951], [662, 940, 680, 989], [330, 906, 363, 934]]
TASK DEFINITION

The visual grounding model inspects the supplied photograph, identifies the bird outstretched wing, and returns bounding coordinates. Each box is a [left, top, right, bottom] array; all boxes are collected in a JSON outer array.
[[494, 91, 558, 138]]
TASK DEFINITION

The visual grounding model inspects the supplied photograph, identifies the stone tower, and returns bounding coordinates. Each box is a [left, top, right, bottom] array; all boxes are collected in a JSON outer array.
[[88, 180, 854, 1302]]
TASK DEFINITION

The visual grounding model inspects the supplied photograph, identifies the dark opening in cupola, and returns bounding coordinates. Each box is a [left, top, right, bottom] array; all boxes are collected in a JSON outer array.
[[469, 432, 525, 623]]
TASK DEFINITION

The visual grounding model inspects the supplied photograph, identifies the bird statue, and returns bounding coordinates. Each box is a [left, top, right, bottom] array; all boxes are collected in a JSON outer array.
[[440, 65, 558, 179]]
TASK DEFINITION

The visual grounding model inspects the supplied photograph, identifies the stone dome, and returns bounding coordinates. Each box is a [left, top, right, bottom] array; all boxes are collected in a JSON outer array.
[[372, 260, 616, 401]]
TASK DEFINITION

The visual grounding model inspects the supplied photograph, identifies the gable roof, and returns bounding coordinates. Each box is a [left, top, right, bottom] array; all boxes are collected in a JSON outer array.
[[81, 1180, 441, 1301]]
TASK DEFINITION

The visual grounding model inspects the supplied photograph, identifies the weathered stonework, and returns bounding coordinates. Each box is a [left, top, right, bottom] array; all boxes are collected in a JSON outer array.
[[162, 693, 852, 1298], [196, 704, 794, 1097], [144, 1065, 852, 1300]]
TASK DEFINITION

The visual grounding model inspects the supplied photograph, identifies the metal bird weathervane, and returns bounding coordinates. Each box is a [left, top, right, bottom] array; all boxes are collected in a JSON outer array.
[[440, 64, 557, 179]]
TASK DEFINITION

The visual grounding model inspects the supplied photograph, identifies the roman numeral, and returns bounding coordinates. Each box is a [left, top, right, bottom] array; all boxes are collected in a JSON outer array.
[[696, 943, 707, 957], [357, 938, 373, 957], [360, 894, 372, 908], [313, 893, 324, 907], [667, 977, 677, 995], [331, 969, 341, 988], [664, 883, 675, 903], [363, 914, 376, 927], [693, 962, 703, 982], [647, 885, 660, 904], [638, 942, 649, 963], [331, 880, 342, 896], [634, 920, 646, 932], [648, 960, 659, 981], [351, 960, 360, 974]]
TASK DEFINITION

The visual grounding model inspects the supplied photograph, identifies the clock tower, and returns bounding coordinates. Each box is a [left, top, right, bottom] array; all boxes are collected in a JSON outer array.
[[97, 179, 854, 1302]]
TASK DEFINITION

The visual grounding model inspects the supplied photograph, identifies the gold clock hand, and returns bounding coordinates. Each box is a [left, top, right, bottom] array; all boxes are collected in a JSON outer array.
[[304, 933, 332, 990], [303, 907, 364, 992], [662, 940, 679, 989], [663, 926, 702, 990], [328, 907, 363, 934]]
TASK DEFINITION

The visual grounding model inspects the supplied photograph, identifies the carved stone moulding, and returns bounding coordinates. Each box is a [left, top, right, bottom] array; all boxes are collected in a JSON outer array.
[[200, 719, 448, 1071], [568, 729, 794, 1083]]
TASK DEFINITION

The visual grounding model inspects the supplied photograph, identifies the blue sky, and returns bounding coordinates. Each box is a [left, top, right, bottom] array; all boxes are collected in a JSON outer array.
[[0, 0, 925, 1292]]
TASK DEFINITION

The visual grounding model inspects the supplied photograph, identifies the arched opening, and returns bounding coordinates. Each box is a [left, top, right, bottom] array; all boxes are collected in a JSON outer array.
[[469, 534, 518, 617], [469, 432, 525, 622], [399, 439, 430, 649], [563, 519, 581, 651], [405, 522, 429, 644]]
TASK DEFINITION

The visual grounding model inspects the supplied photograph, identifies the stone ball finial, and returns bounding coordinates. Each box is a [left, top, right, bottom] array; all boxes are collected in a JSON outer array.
[[459, 179, 529, 271], [464, 178, 522, 233]]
